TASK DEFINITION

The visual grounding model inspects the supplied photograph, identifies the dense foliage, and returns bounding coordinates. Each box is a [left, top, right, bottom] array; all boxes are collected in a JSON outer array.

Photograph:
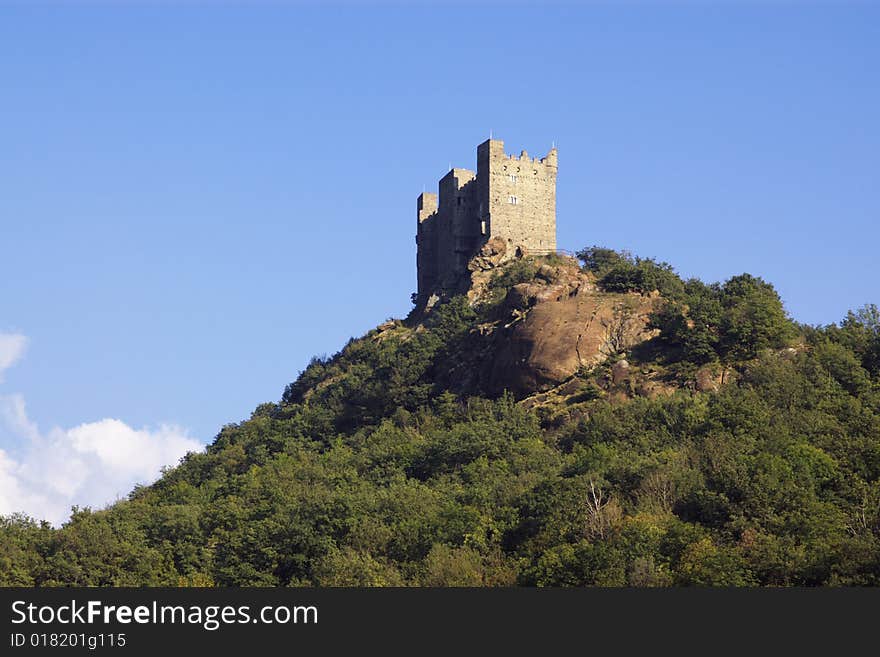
[[576, 246, 685, 299], [2, 251, 879, 586], [650, 275, 795, 365]]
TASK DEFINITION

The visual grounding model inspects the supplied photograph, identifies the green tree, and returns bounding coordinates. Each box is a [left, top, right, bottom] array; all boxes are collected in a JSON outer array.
[[718, 274, 793, 361]]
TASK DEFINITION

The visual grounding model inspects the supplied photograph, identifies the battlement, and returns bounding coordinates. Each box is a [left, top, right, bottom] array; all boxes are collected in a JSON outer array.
[[490, 141, 559, 166], [416, 137, 558, 303]]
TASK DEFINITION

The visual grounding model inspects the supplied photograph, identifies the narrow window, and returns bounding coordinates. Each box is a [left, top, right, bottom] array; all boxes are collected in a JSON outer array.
[[457, 197, 462, 206], [480, 221, 486, 235], [508, 195, 518, 205], [508, 174, 517, 183]]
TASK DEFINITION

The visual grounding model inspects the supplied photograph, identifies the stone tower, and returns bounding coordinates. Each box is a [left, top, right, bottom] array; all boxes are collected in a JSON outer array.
[[416, 138, 557, 303]]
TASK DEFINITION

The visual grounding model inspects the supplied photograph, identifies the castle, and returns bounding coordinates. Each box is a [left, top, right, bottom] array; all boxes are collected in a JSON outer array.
[[416, 138, 558, 303]]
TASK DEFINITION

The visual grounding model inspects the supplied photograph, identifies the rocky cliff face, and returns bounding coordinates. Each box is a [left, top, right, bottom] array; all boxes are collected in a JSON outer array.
[[419, 243, 664, 398], [484, 273, 660, 397]]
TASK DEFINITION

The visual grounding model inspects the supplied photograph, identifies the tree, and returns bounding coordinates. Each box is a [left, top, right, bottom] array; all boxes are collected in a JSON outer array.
[[576, 246, 631, 275], [837, 304, 880, 376], [718, 274, 793, 361]]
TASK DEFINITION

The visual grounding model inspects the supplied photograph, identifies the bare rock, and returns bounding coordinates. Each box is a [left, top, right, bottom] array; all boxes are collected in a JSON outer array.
[[424, 293, 441, 312], [507, 283, 535, 310], [468, 237, 509, 272], [485, 261, 662, 396], [536, 264, 557, 282], [695, 365, 722, 392], [612, 359, 631, 384]]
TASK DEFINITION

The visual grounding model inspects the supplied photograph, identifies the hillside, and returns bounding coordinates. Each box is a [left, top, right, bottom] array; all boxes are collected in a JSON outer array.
[[2, 247, 880, 586]]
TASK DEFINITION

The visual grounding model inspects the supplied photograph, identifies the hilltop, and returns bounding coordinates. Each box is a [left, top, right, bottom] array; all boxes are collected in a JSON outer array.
[[2, 247, 879, 586]]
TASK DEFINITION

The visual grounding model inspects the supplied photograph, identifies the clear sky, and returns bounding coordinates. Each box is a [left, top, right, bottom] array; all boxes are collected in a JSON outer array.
[[1, 2, 878, 523]]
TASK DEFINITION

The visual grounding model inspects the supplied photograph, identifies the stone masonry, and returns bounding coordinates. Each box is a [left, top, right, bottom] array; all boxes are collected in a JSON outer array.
[[416, 138, 557, 303]]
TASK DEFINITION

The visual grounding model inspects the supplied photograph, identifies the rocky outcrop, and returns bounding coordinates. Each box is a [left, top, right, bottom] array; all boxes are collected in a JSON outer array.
[[466, 238, 519, 304], [694, 364, 736, 392], [468, 236, 512, 272], [611, 360, 631, 384], [472, 257, 662, 397], [695, 365, 722, 392]]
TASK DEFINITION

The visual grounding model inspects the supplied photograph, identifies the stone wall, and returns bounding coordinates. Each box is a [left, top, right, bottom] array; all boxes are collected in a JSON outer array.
[[416, 192, 439, 297], [416, 138, 557, 303], [478, 139, 557, 254]]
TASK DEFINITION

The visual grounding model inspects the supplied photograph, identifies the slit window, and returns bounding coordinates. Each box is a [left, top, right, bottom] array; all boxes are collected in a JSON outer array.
[[508, 195, 518, 205]]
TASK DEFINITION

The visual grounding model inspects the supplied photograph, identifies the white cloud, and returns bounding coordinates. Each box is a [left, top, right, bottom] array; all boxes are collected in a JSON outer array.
[[0, 333, 28, 382], [0, 335, 203, 526], [0, 394, 202, 525]]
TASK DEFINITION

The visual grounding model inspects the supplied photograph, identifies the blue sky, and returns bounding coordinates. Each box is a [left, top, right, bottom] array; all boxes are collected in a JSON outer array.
[[1, 3, 878, 522]]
